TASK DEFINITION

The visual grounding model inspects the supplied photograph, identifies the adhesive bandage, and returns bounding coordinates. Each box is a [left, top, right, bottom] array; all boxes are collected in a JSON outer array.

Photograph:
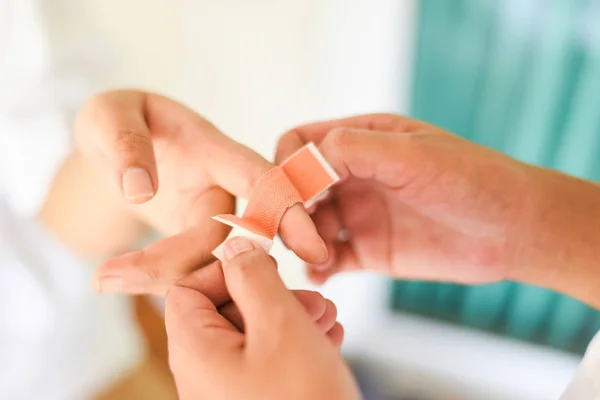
[[212, 142, 340, 260]]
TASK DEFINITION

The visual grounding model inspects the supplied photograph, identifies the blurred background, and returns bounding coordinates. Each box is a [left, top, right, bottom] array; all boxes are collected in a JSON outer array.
[[4, 0, 600, 399]]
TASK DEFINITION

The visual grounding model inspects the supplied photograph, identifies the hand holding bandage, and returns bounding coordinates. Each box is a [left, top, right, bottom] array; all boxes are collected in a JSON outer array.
[[212, 143, 340, 260], [82, 91, 328, 296]]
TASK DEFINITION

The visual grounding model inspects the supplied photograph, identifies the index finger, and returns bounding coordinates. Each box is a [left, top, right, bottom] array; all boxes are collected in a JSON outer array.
[[275, 113, 428, 163]]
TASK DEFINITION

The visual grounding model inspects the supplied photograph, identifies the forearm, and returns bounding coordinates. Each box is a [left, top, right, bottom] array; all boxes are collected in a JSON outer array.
[[514, 166, 600, 308], [39, 149, 147, 259]]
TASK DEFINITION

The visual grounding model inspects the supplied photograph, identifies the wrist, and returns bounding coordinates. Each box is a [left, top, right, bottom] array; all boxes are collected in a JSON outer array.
[[510, 166, 600, 307]]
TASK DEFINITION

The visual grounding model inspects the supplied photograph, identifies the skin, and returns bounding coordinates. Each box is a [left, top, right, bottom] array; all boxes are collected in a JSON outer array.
[[61, 94, 600, 398], [165, 237, 360, 400], [42, 89, 333, 318], [276, 113, 600, 308], [73, 90, 326, 295], [38, 90, 339, 400], [166, 112, 600, 398]]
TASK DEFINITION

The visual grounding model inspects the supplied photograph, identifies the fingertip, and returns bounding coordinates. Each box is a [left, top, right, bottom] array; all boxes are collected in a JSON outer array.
[[309, 241, 335, 272], [305, 248, 339, 285], [275, 129, 306, 164], [316, 299, 338, 332], [279, 204, 328, 264], [306, 269, 330, 286], [327, 322, 344, 349], [220, 240, 280, 298], [222, 236, 257, 262], [93, 250, 168, 296], [121, 167, 157, 204], [294, 290, 327, 322], [92, 255, 130, 293]]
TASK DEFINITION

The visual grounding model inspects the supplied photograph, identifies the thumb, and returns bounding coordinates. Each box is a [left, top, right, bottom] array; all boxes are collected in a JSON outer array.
[[165, 284, 240, 368], [221, 237, 310, 337], [75, 90, 158, 204]]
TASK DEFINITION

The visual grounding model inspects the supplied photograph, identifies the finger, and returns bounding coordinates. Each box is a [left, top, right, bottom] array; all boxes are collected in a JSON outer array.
[[326, 322, 345, 349], [165, 285, 241, 369], [205, 136, 327, 264], [217, 302, 243, 331], [75, 90, 158, 203], [305, 203, 348, 277], [94, 226, 229, 298], [221, 237, 312, 338], [279, 204, 327, 264], [312, 201, 345, 242], [316, 299, 338, 333], [306, 242, 360, 285], [94, 188, 233, 296], [218, 289, 328, 332], [294, 290, 327, 322], [317, 128, 412, 184], [275, 113, 426, 163]]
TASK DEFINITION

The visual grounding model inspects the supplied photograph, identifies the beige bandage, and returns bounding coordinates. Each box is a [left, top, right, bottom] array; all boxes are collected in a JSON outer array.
[[212, 143, 339, 260]]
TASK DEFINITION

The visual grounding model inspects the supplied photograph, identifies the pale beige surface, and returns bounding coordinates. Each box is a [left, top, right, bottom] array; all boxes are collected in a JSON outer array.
[[95, 357, 176, 400], [96, 296, 176, 400]]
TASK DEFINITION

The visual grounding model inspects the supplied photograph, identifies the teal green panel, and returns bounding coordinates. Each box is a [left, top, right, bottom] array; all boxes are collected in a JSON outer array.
[[470, 1, 538, 151], [432, 283, 465, 322], [546, 297, 594, 352], [460, 282, 513, 331], [504, 1, 581, 164], [553, 53, 600, 179], [505, 287, 557, 341], [395, 281, 440, 314], [413, 0, 498, 138]]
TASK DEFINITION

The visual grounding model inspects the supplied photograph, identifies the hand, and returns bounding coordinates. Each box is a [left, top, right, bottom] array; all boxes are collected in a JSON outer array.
[[75, 90, 326, 295], [276, 114, 539, 285], [165, 237, 360, 400]]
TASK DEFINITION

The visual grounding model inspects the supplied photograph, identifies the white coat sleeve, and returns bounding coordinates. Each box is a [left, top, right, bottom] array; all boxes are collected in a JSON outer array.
[[561, 332, 600, 399], [0, 0, 113, 216]]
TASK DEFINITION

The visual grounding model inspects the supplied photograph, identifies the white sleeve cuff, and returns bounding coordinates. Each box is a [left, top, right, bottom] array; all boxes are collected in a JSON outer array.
[[0, 110, 73, 217]]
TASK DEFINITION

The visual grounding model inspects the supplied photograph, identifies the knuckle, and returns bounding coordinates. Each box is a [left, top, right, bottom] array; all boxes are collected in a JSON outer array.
[[327, 127, 355, 152], [231, 250, 274, 274], [145, 265, 164, 284], [329, 126, 351, 143], [368, 112, 399, 127], [114, 129, 152, 153]]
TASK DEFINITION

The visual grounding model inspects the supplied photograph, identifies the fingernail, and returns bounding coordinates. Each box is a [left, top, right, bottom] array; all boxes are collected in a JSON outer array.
[[311, 262, 332, 272], [317, 236, 329, 263], [223, 237, 255, 260], [122, 168, 154, 200], [310, 248, 333, 271], [96, 276, 125, 293]]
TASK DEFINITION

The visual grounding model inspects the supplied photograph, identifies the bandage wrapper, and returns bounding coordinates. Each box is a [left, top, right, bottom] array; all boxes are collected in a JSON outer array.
[[212, 142, 340, 260]]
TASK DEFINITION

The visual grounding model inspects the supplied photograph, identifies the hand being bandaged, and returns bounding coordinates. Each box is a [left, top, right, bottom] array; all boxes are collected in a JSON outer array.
[[212, 143, 340, 260]]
